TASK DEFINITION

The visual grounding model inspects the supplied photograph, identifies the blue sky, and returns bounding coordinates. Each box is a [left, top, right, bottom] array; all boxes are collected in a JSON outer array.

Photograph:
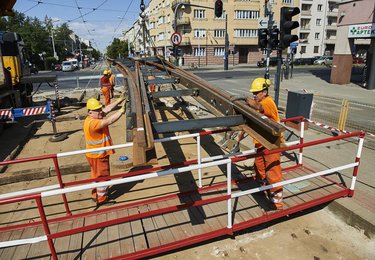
[[14, 0, 149, 52]]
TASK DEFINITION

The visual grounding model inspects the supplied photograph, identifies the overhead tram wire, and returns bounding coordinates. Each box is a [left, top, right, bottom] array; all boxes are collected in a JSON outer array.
[[22, 2, 41, 14]]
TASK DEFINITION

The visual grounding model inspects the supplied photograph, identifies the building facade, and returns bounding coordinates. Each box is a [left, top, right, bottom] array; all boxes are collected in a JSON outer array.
[[123, 0, 346, 65]]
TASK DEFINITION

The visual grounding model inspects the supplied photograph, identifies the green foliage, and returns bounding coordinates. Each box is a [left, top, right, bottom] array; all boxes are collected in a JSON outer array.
[[106, 38, 128, 59], [0, 11, 101, 64]]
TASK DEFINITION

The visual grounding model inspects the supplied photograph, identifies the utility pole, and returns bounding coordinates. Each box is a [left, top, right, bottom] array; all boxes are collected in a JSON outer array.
[[224, 14, 229, 71]]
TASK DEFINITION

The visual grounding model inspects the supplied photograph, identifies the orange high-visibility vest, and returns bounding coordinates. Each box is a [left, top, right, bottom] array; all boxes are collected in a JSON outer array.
[[84, 117, 114, 158]]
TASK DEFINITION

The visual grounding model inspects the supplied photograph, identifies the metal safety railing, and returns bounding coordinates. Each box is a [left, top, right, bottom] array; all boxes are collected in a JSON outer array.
[[0, 118, 365, 259]]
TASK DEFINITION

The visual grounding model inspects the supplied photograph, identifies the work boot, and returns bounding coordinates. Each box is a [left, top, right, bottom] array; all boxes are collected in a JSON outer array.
[[97, 199, 116, 206], [269, 202, 283, 210]]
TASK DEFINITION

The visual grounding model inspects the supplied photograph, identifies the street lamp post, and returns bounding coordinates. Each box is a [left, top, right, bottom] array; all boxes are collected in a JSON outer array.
[[173, 3, 214, 66]]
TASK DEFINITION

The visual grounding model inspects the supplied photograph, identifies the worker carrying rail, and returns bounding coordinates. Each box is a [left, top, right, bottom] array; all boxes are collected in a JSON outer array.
[[83, 97, 125, 205], [231, 78, 283, 210], [100, 70, 112, 105]]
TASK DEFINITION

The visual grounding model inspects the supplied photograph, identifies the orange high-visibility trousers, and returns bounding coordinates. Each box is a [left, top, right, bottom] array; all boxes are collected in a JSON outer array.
[[254, 149, 283, 207], [101, 87, 111, 106], [86, 156, 110, 203]]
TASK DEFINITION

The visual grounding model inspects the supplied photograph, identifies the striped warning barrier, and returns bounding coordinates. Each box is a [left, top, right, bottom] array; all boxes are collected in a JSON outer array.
[[23, 106, 47, 116], [305, 118, 375, 138], [0, 109, 12, 120]]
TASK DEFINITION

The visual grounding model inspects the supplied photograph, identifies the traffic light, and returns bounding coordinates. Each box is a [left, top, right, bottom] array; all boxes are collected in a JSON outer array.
[[279, 7, 300, 49], [258, 29, 268, 49], [269, 28, 279, 49], [215, 0, 223, 18]]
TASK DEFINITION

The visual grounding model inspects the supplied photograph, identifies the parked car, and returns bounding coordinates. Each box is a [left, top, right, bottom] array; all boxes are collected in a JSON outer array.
[[54, 64, 62, 71], [257, 57, 281, 67], [324, 56, 333, 66], [293, 57, 316, 65], [62, 61, 74, 72], [313, 56, 333, 65], [353, 57, 365, 64]]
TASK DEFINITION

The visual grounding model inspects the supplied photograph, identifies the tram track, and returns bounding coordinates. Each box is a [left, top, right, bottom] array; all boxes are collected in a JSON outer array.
[[107, 56, 287, 167]]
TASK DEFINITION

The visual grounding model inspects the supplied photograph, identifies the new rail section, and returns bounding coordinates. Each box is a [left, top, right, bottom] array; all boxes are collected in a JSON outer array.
[[0, 117, 365, 259]]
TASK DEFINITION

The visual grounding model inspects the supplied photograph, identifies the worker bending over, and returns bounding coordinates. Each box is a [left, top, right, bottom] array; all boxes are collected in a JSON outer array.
[[83, 97, 125, 205], [246, 78, 283, 210]]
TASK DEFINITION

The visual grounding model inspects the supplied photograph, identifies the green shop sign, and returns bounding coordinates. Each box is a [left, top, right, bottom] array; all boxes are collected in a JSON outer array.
[[348, 23, 375, 38]]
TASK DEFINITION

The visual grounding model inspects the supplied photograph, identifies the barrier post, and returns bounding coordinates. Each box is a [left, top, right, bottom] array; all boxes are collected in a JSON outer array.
[[226, 162, 232, 229], [52, 157, 71, 215], [197, 135, 202, 188], [349, 132, 365, 196], [35, 196, 58, 260], [299, 118, 305, 165]]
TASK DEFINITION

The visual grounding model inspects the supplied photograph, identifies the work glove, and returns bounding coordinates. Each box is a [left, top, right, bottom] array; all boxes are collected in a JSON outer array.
[[119, 107, 125, 114], [229, 95, 248, 102]]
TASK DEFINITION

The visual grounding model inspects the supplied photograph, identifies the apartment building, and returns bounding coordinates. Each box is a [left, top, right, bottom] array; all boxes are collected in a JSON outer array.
[[299, 0, 340, 58], [123, 0, 344, 65]]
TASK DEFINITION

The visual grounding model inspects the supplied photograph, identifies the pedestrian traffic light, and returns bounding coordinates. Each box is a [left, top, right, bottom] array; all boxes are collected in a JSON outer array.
[[215, 0, 223, 18], [258, 29, 268, 49], [279, 7, 300, 49], [269, 28, 279, 49]]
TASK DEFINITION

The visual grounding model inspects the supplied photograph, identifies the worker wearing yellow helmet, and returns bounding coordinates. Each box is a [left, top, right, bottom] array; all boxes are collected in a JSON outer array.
[[247, 77, 283, 210], [100, 70, 112, 105], [84, 97, 125, 205]]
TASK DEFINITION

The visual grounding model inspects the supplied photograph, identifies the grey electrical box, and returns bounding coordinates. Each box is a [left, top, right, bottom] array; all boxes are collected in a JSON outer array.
[[285, 90, 313, 119]]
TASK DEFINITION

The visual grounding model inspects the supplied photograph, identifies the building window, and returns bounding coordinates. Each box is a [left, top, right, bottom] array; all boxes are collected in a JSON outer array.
[[194, 47, 206, 56], [214, 47, 225, 56], [316, 19, 321, 26], [194, 9, 205, 19], [315, 33, 320, 39], [314, 46, 319, 53], [158, 32, 165, 41], [282, 0, 292, 4], [214, 29, 225, 38], [317, 4, 322, 11], [301, 19, 310, 29], [194, 29, 206, 38], [167, 15, 170, 23], [234, 29, 257, 38], [158, 16, 164, 25], [235, 10, 259, 19], [300, 46, 306, 54]]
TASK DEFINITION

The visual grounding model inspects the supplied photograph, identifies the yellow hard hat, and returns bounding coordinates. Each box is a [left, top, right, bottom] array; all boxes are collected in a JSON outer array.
[[87, 98, 102, 110], [103, 70, 108, 75], [250, 78, 271, 93]]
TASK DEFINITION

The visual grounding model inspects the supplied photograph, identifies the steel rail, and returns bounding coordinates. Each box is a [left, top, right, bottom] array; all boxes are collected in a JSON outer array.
[[141, 58, 286, 149], [108, 58, 148, 165]]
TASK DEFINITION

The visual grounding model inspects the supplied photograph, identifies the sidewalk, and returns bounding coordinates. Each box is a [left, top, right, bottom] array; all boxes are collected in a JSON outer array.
[[0, 65, 374, 239]]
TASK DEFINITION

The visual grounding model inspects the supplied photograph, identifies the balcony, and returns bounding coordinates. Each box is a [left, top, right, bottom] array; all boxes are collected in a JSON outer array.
[[175, 17, 190, 26], [171, 0, 190, 10], [325, 37, 336, 44], [328, 0, 341, 3], [300, 26, 311, 31], [301, 10, 312, 16], [180, 36, 190, 46], [299, 39, 309, 44], [326, 24, 337, 30]]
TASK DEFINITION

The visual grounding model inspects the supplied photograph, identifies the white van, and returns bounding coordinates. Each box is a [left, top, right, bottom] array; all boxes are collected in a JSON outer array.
[[62, 61, 74, 72]]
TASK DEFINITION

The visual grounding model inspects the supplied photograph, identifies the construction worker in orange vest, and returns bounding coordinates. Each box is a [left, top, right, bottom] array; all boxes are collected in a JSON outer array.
[[83, 97, 125, 205], [100, 70, 112, 106], [246, 78, 283, 210], [108, 68, 116, 98]]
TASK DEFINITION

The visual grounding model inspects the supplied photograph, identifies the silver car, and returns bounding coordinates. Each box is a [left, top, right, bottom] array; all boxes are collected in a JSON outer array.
[[313, 56, 333, 65]]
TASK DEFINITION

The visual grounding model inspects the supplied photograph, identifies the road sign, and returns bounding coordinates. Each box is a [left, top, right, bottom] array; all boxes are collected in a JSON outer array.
[[171, 32, 182, 46], [290, 42, 298, 48], [258, 17, 268, 29]]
